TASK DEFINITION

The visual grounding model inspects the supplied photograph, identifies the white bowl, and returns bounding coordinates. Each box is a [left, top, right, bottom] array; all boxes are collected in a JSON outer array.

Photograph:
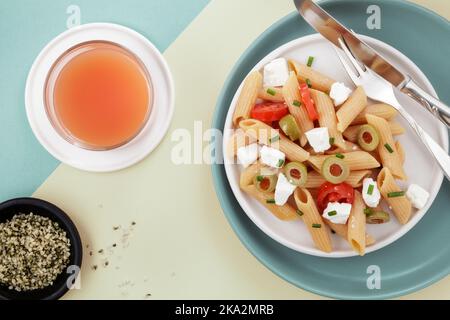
[[223, 34, 448, 258], [25, 23, 175, 172]]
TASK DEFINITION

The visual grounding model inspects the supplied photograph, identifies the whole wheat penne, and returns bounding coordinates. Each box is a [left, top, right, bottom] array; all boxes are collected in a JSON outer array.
[[336, 86, 367, 132], [308, 151, 380, 172], [343, 121, 406, 143], [366, 114, 406, 180], [242, 184, 298, 221], [294, 188, 332, 253], [325, 221, 375, 246], [310, 89, 346, 149], [377, 168, 412, 224], [258, 87, 284, 102], [351, 103, 397, 125], [288, 60, 335, 93], [347, 191, 366, 256], [282, 72, 313, 146], [240, 162, 263, 188], [233, 71, 263, 125], [239, 119, 310, 162]]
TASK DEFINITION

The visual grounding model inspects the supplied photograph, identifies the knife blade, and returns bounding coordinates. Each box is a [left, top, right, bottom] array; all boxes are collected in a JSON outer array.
[[294, 0, 406, 86], [293, 0, 450, 127]]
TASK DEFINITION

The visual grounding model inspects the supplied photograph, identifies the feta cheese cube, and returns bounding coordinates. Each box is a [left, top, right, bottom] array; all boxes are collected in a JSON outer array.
[[263, 58, 289, 87], [275, 173, 296, 206], [260, 145, 285, 168], [305, 127, 331, 153], [322, 202, 352, 224], [330, 82, 352, 106], [406, 184, 430, 209], [237, 143, 259, 168], [362, 178, 381, 208]]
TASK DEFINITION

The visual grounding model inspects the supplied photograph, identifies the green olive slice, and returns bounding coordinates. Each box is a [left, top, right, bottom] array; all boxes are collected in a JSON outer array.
[[357, 124, 380, 152], [365, 210, 390, 224], [279, 115, 301, 141], [254, 174, 277, 193], [283, 162, 308, 186], [321, 156, 350, 184]]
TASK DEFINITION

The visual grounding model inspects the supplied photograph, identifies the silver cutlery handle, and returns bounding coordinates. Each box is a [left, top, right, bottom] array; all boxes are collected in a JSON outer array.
[[402, 78, 450, 128], [396, 107, 450, 181]]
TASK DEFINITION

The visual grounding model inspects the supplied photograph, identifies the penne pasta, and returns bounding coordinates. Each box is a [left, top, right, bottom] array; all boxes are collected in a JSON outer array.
[[351, 103, 397, 125], [336, 86, 367, 132], [241, 184, 298, 221], [258, 87, 284, 102], [226, 129, 255, 158], [294, 188, 333, 253], [325, 221, 375, 246], [366, 114, 406, 180], [308, 151, 380, 172], [396, 140, 405, 165], [288, 60, 335, 93], [377, 168, 412, 224], [347, 191, 366, 256], [345, 170, 373, 188], [310, 89, 346, 149], [343, 121, 406, 143], [233, 71, 263, 125], [282, 72, 313, 146], [239, 119, 310, 162], [326, 141, 361, 154], [305, 170, 372, 188], [239, 161, 263, 188]]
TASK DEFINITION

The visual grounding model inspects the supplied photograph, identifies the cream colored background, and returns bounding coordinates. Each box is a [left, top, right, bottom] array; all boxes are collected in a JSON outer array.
[[34, 0, 450, 299]]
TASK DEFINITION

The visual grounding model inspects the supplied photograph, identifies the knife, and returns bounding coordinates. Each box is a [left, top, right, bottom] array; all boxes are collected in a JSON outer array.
[[293, 0, 450, 128]]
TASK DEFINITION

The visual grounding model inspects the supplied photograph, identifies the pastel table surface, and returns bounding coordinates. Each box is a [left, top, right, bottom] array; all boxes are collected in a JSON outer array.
[[0, 0, 449, 299]]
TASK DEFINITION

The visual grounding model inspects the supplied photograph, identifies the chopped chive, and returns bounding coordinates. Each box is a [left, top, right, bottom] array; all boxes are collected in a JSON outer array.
[[388, 191, 405, 198], [328, 210, 337, 217], [306, 79, 312, 88], [329, 137, 335, 145], [367, 184, 374, 195], [296, 209, 304, 217], [307, 56, 315, 67], [312, 223, 322, 229], [335, 153, 345, 159], [277, 159, 285, 167], [266, 88, 276, 96], [269, 135, 280, 143], [364, 208, 374, 216], [293, 100, 302, 107], [266, 199, 276, 204], [384, 143, 394, 153], [256, 175, 264, 182]]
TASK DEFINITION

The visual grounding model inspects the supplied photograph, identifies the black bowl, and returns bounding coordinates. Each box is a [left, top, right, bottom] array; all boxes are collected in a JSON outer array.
[[0, 198, 82, 300]]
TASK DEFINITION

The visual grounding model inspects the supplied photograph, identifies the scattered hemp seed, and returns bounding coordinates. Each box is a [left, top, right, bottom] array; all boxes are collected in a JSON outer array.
[[0, 213, 71, 292], [113, 226, 120, 231], [104, 261, 109, 267], [92, 265, 98, 271], [131, 221, 136, 226], [89, 251, 93, 256], [112, 243, 117, 248], [98, 249, 104, 254]]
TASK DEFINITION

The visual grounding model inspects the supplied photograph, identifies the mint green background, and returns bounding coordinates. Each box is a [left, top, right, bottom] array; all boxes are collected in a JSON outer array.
[[212, 0, 450, 299], [0, 0, 209, 202]]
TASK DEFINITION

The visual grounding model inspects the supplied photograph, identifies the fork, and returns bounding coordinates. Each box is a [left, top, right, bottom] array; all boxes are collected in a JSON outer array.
[[334, 37, 450, 181]]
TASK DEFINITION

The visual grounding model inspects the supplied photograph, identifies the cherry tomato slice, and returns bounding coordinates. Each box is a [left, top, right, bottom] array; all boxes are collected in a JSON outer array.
[[250, 102, 289, 122], [299, 83, 319, 121], [317, 182, 354, 211]]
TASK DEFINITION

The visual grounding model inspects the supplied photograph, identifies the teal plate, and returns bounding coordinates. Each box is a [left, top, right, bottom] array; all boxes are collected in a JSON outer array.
[[211, 0, 450, 299]]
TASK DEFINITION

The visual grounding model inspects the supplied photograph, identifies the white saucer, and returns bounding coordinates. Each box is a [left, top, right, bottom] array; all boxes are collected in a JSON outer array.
[[25, 23, 175, 172]]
